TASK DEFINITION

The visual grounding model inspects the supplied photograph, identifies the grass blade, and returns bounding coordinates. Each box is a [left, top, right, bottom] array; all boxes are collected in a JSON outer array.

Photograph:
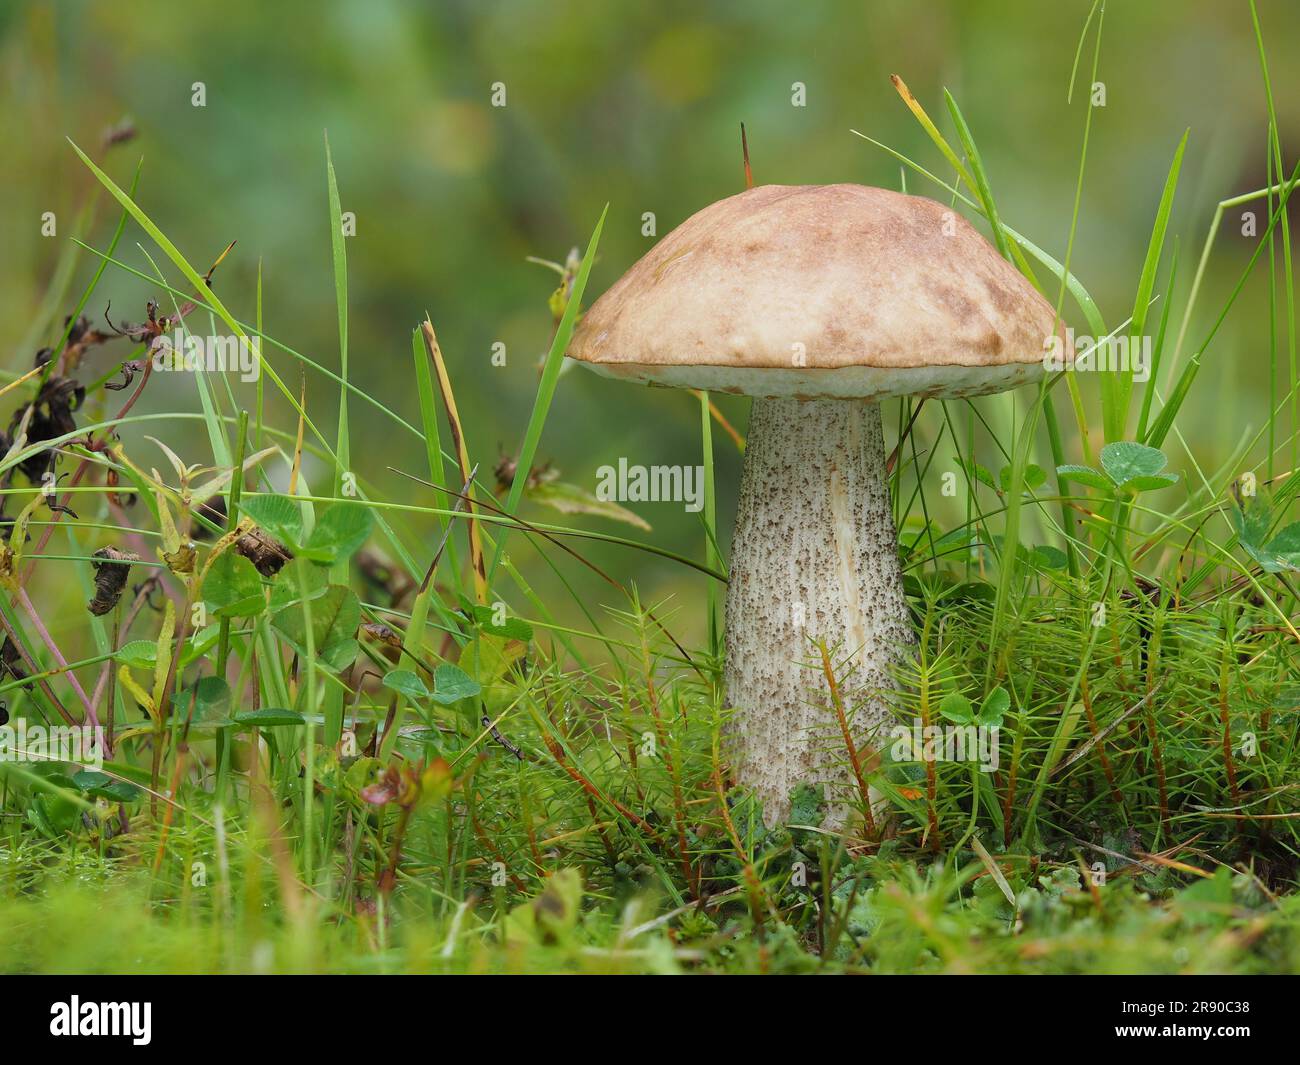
[[491, 205, 608, 576], [1124, 131, 1187, 442]]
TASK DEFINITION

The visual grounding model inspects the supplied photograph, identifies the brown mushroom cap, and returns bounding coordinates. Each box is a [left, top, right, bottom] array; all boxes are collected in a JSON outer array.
[[567, 183, 1073, 399]]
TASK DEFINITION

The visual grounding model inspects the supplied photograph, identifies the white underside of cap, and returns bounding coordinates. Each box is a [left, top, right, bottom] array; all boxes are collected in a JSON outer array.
[[575, 357, 1044, 400]]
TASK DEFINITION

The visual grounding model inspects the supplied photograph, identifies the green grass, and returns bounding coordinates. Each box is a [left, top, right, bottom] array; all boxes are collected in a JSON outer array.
[[2, 1, 1300, 975]]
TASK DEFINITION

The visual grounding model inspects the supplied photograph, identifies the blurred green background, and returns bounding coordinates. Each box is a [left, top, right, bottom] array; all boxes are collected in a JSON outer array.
[[3, 0, 1298, 643]]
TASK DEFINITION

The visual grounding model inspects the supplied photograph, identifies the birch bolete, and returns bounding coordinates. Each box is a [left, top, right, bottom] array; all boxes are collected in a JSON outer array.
[[567, 183, 1072, 826]]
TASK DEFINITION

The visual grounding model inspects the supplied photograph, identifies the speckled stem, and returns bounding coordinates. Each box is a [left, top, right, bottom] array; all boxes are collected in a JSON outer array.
[[724, 397, 912, 827]]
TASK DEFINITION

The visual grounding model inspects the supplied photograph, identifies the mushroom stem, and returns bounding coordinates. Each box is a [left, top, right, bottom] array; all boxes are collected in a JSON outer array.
[[724, 397, 912, 827]]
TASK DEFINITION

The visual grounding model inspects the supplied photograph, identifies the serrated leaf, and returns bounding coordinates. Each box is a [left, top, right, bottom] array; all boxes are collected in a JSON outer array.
[[115, 640, 160, 670], [320, 637, 359, 671], [463, 633, 528, 686], [1121, 472, 1179, 493], [999, 463, 1046, 493], [939, 691, 974, 725], [978, 686, 1010, 727], [268, 558, 328, 613], [430, 663, 481, 705], [272, 584, 361, 668], [1232, 498, 1296, 572], [182, 676, 231, 723], [1266, 521, 1300, 554], [1233, 494, 1274, 551], [463, 602, 533, 641], [1056, 464, 1113, 492], [72, 770, 142, 803], [963, 459, 997, 490], [115, 626, 219, 670], [1264, 521, 1300, 570], [203, 551, 266, 618], [1100, 441, 1168, 488], [241, 495, 305, 550], [302, 502, 374, 564], [383, 668, 429, 700]]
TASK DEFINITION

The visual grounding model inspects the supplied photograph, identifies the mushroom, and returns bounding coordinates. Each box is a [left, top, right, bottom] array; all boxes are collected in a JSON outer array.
[[567, 184, 1071, 827]]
